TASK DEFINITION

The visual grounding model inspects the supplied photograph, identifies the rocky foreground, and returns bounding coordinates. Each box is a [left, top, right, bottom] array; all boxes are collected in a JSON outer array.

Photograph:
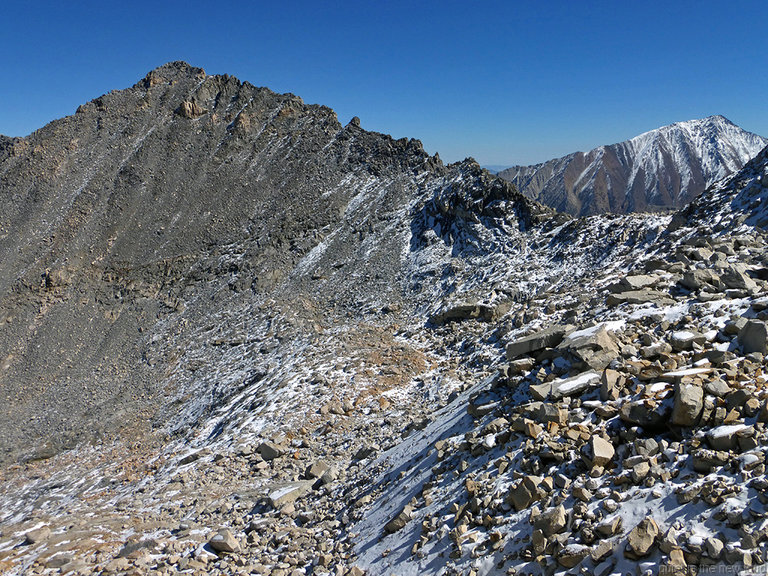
[[2, 64, 768, 576]]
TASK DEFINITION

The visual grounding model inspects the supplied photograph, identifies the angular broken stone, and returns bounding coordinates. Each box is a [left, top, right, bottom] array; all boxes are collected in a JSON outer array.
[[705, 537, 724, 559], [600, 368, 624, 401], [532, 504, 567, 537], [606, 289, 674, 307], [429, 303, 496, 325], [631, 461, 650, 483], [590, 436, 615, 468], [306, 460, 331, 479], [671, 382, 703, 427], [739, 320, 768, 354], [619, 400, 668, 429], [507, 475, 544, 511], [24, 525, 51, 544], [704, 379, 732, 397], [268, 480, 314, 508], [558, 325, 620, 370], [670, 330, 705, 351], [706, 424, 750, 451], [557, 543, 590, 568], [258, 441, 285, 461], [506, 325, 571, 360], [679, 269, 721, 291], [384, 505, 413, 534], [722, 263, 757, 291], [591, 540, 614, 562], [608, 274, 657, 293], [209, 529, 240, 553], [625, 517, 659, 558], [550, 371, 601, 400], [595, 515, 622, 537], [538, 403, 568, 425]]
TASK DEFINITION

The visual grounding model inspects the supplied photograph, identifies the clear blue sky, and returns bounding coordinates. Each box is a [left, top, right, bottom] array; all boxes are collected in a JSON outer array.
[[1, 1, 766, 165]]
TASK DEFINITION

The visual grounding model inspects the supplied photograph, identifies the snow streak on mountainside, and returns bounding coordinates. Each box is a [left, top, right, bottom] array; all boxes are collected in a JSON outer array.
[[499, 116, 767, 217], [676, 143, 768, 232]]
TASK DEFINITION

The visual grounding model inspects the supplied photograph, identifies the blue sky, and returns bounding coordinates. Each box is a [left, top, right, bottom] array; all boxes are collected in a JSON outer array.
[[1, 1, 766, 165]]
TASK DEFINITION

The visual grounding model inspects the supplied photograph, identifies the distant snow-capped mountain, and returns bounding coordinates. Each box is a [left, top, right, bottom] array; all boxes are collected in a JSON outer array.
[[498, 115, 767, 216]]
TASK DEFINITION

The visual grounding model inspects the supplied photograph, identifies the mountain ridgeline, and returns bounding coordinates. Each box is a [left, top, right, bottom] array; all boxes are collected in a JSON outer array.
[[499, 115, 767, 216], [0, 61, 548, 462]]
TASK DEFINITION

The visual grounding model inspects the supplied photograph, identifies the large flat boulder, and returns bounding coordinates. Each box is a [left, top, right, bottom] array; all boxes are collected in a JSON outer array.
[[506, 325, 572, 360]]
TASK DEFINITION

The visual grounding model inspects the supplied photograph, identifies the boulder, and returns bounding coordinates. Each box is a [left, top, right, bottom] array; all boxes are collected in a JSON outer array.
[[209, 529, 240, 553], [506, 325, 571, 359], [619, 400, 668, 429], [704, 379, 732, 397], [384, 505, 413, 534], [606, 290, 674, 307], [267, 481, 314, 508], [550, 371, 601, 401], [631, 461, 650, 483], [705, 537, 724, 559], [670, 330, 706, 352], [538, 403, 568, 425], [671, 383, 703, 427], [529, 381, 552, 401], [739, 320, 768, 354], [117, 538, 159, 559], [24, 526, 51, 544], [429, 304, 496, 325], [558, 325, 620, 370], [306, 460, 331, 480], [591, 540, 614, 562], [600, 368, 624, 401], [507, 475, 544, 511], [590, 436, 615, 468], [608, 275, 657, 293], [721, 264, 757, 291], [706, 424, 750, 451], [625, 517, 659, 558], [557, 544, 590, 568], [679, 269, 721, 291], [258, 441, 285, 461], [532, 504, 567, 536]]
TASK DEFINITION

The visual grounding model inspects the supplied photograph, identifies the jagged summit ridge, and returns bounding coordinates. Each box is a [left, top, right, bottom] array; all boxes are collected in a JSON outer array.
[[499, 115, 767, 216], [0, 62, 543, 464]]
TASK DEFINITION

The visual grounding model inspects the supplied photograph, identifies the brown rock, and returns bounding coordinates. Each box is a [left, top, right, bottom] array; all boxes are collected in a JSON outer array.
[[508, 475, 544, 511], [625, 517, 659, 558], [590, 436, 615, 468], [209, 529, 240, 553], [506, 325, 571, 359], [532, 504, 567, 536], [671, 383, 703, 427], [24, 525, 51, 544], [384, 505, 413, 534]]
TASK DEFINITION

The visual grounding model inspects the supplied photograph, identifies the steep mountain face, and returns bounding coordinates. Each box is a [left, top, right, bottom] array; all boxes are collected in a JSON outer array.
[[675, 143, 768, 232], [3, 64, 768, 576], [0, 61, 555, 464], [499, 116, 767, 216]]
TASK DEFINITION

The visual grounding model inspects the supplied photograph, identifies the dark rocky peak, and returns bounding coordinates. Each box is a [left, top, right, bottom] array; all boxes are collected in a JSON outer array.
[[137, 60, 206, 88], [0, 63, 552, 464]]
